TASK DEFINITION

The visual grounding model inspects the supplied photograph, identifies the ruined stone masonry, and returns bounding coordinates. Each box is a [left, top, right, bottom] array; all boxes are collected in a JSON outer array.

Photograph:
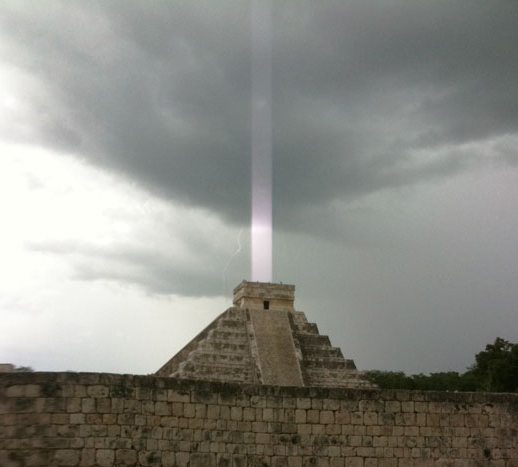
[[0, 366, 14, 374], [0, 372, 517, 466], [0, 282, 517, 466]]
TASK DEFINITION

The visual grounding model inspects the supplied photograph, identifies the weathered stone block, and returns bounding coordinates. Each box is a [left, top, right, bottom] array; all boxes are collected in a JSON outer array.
[[302, 457, 318, 467], [297, 398, 312, 409], [273, 456, 289, 467], [80, 398, 95, 414], [378, 459, 397, 467], [232, 454, 250, 467], [288, 456, 303, 467], [96, 397, 111, 413], [359, 401, 383, 412], [96, 449, 114, 467], [414, 402, 428, 413], [6, 385, 25, 397], [320, 411, 334, 424], [294, 409, 307, 424], [231, 406, 243, 421], [385, 402, 401, 413], [24, 385, 40, 398], [138, 450, 161, 466], [216, 453, 231, 467], [161, 451, 175, 466], [116, 448, 137, 465], [183, 403, 195, 418], [54, 449, 80, 466], [257, 433, 271, 444], [363, 412, 377, 426], [250, 395, 266, 408], [175, 451, 190, 467], [87, 385, 109, 398], [401, 402, 414, 413], [78, 447, 95, 466], [345, 457, 363, 467], [191, 452, 215, 467], [351, 412, 364, 425], [397, 459, 414, 467]]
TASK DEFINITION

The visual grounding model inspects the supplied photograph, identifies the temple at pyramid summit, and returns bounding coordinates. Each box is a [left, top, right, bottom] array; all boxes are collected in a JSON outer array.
[[156, 281, 375, 389]]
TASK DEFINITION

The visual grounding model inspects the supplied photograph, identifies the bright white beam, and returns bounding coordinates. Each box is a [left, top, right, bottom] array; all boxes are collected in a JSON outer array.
[[251, 0, 272, 282]]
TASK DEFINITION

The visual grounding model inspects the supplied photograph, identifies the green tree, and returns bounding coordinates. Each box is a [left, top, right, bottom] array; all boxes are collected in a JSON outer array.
[[365, 371, 414, 390], [365, 370, 478, 391], [13, 366, 34, 372], [366, 337, 517, 393], [411, 372, 477, 392], [467, 337, 518, 392]]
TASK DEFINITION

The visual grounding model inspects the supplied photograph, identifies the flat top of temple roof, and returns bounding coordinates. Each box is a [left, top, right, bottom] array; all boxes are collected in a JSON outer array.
[[233, 280, 295, 294]]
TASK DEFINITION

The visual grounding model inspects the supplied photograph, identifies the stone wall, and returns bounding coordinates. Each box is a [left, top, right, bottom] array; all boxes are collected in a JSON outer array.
[[1, 372, 517, 467], [0, 365, 14, 374]]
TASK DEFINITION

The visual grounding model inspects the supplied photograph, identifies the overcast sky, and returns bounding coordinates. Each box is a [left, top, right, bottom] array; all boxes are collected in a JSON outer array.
[[1, 0, 517, 375]]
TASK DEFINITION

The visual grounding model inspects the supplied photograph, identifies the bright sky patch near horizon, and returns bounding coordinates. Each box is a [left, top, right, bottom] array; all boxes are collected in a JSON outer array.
[[1, 1, 517, 375]]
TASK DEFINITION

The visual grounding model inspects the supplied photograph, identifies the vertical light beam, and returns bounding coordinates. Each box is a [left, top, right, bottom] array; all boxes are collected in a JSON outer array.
[[251, 0, 272, 282]]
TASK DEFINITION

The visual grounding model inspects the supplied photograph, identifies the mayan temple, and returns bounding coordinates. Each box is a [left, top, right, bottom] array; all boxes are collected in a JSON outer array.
[[156, 281, 375, 389]]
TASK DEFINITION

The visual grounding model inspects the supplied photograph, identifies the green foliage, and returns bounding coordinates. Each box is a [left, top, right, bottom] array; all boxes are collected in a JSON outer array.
[[365, 371, 414, 390], [467, 337, 518, 392], [366, 337, 517, 393], [365, 370, 477, 392], [13, 366, 34, 372]]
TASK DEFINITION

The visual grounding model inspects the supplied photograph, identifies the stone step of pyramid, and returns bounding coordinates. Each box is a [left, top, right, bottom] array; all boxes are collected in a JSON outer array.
[[293, 322, 319, 335], [309, 379, 374, 389], [307, 370, 370, 382], [299, 345, 344, 359], [292, 311, 309, 327], [304, 368, 376, 387], [296, 333, 332, 347], [192, 374, 251, 383], [306, 367, 363, 378], [302, 357, 357, 370], [198, 340, 250, 352], [173, 369, 253, 383], [217, 319, 246, 331], [207, 329, 249, 342], [188, 350, 251, 365], [179, 361, 251, 372], [174, 363, 254, 382], [222, 308, 247, 321]]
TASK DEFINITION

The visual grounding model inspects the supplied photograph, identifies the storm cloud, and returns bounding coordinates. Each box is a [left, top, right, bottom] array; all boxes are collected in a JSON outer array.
[[1, 1, 517, 227], [1, 0, 517, 373]]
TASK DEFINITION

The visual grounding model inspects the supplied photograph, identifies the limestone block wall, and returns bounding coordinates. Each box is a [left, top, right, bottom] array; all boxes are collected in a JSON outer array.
[[1, 372, 517, 467]]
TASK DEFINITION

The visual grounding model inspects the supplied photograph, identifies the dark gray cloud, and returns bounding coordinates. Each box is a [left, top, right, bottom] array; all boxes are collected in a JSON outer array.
[[272, 1, 518, 219], [274, 166, 518, 373], [1, 1, 252, 217], [1, 1, 517, 227], [2, 1, 518, 373], [27, 227, 250, 298]]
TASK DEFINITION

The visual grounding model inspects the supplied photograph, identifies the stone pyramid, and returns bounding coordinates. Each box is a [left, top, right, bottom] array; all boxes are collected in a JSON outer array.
[[156, 281, 375, 389]]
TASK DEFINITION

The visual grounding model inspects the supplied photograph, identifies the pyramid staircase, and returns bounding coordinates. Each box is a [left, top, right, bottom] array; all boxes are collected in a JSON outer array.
[[166, 308, 260, 384], [157, 304, 375, 389], [291, 311, 374, 389]]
